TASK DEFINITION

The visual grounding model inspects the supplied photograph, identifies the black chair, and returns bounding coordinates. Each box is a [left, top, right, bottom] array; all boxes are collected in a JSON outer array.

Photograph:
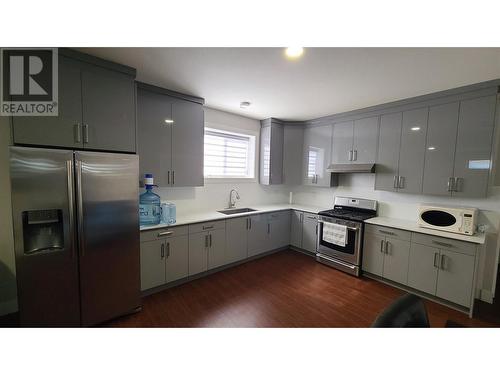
[[371, 293, 430, 328]]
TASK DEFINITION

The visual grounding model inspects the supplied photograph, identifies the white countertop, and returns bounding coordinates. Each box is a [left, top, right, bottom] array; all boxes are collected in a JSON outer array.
[[364, 216, 486, 244], [140, 203, 325, 231]]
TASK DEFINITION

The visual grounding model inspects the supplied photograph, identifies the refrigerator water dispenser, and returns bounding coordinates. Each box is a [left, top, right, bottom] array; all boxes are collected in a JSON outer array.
[[22, 209, 64, 255]]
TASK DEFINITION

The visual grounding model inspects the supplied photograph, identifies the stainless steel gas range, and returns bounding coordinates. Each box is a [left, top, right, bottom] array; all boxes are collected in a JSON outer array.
[[316, 196, 377, 276]]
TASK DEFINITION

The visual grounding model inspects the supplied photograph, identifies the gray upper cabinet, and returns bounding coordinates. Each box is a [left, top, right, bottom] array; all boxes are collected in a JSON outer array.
[[352, 116, 379, 163], [375, 112, 402, 192], [331, 121, 353, 164], [303, 124, 332, 186], [11, 56, 83, 149], [423, 102, 460, 196], [260, 119, 284, 185], [137, 84, 205, 187], [398, 108, 428, 193], [452, 95, 496, 197], [12, 52, 136, 152], [283, 125, 304, 185], [137, 88, 173, 186], [171, 98, 204, 187], [81, 66, 136, 153]]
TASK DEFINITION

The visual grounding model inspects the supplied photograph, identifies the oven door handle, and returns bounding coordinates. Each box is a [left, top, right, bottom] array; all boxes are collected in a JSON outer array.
[[318, 220, 359, 232]]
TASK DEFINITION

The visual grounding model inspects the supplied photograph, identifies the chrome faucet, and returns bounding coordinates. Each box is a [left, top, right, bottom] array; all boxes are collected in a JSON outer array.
[[228, 189, 240, 208]]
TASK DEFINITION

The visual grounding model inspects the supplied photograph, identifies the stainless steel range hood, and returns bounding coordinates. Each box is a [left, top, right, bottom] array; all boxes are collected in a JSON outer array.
[[326, 163, 376, 173]]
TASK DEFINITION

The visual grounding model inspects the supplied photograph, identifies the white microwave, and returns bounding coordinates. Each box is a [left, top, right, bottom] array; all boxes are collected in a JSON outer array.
[[418, 205, 478, 236]]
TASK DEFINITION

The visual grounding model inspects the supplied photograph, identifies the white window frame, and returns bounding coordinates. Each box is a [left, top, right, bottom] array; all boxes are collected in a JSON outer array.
[[204, 122, 258, 183]]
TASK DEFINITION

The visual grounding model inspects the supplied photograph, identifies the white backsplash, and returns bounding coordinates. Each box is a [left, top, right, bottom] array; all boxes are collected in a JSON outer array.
[[156, 181, 289, 214]]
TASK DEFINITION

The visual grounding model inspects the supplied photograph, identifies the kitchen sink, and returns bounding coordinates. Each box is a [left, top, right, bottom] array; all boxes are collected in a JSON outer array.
[[217, 208, 257, 215]]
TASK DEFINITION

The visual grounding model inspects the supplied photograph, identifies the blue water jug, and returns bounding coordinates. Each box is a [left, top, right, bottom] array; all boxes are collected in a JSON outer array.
[[139, 174, 161, 226]]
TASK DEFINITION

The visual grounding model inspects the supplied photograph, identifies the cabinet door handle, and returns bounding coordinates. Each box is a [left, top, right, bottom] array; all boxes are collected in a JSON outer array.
[[348, 150, 353, 161], [205, 235, 208, 248], [447, 177, 454, 192], [379, 230, 395, 236], [249, 218, 252, 230], [440, 254, 446, 270], [300, 213, 303, 223], [267, 223, 271, 234], [161, 243, 165, 258], [353, 150, 357, 161], [393, 175, 399, 189], [433, 252, 439, 268], [74, 124, 81, 143], [384, 240, 389, 254], [315, 223, 318, 235], [203, 225, 214, 230], [167, 242, 170, 258], [380, 240, 385, 253], [158, 231, 173, 237], [167, 171, 170, 185], [432, 240, 452, 248], [209, 233, 212, 247], [172, 171, 175, 185], [453, 177, 460, 192], [398, 176, 405, 189], [83, 124, 89, 144]]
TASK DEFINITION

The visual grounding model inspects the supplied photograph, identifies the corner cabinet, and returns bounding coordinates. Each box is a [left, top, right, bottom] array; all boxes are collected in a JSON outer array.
[[302, 124, 333, 186], [260, 118, 284, 185], [137, 83, 205, 187], [12, 51, 137, 152]]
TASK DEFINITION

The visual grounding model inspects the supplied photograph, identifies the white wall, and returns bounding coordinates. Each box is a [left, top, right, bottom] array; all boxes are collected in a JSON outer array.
[[0, 116, 18, 316], [155, 107, 289, 213]]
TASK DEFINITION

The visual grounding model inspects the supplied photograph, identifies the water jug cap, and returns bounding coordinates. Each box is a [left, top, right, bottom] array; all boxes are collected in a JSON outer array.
[[144, 174, 154, 188]]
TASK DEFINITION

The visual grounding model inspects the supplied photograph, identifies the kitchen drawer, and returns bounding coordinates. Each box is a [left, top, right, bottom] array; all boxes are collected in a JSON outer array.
[[268, 210, 291, 220], [365, 224, 412, 242], [411, 233, 476, 256], [189, 220, 226, 234], [140, 225, 189, 242]]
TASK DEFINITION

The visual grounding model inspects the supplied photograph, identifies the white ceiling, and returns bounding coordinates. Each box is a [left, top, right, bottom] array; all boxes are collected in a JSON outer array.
[[79, 48, 500, 121]]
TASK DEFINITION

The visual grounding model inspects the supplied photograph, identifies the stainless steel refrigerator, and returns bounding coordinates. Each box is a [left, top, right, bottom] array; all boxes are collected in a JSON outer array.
[[10, 146, 141, 327]]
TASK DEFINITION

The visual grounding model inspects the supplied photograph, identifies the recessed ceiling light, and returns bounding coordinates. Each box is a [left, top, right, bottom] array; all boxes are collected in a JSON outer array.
[[285, 47, 304, 59], [164, 119, 174, 124], [411, 126, 421, 131], [428, 146, 436, 151], [240, 101, 251, 109]]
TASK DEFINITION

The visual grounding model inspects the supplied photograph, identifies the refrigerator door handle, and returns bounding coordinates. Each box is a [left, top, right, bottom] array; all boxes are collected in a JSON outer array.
[[66, 160, 76, 258], [76, 160, 85, 257]]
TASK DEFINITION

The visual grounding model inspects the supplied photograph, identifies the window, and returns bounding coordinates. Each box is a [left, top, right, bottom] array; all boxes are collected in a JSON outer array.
[[204, 128, 256, 179]]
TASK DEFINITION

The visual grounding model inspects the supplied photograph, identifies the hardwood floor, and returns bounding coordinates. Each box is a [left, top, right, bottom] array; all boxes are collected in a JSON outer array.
[[104, 250, 499, 328]]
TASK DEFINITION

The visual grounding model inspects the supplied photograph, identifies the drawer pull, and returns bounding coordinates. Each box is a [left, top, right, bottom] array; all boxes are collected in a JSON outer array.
[[158, 231, 173, 237], [307, 216, 317, 220], [432, 240, 453, 248], [379, 230, 395, 236], [203, 225, 214, 230]]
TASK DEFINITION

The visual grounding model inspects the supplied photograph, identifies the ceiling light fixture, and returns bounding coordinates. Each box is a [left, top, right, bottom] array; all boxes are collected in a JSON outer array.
[[164, 119, 174, 124], [411, 126, 421, 131], [285, 47, 304, 59], [428, 146, 436, 151], [240, 101, 251, 109]]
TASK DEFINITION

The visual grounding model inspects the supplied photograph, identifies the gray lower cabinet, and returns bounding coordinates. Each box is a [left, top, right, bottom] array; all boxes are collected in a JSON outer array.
[[260, 119, 284, 185], [290, 211, 304, 248], [140, 239, 167, 291], [436, 249, 475, 307], [362, 232, 385, 276], [382, 238, 410, 285], [303, 124, 333, 186], [268, 211, 291, 249], [283, 125, 304, 185], [423, 102, 460, 196], [12, 54, 136, 152], [408, 243, 439, 295], [188, 224, 226, 276], [165, 235, 189, 283], [301, 214, 318, 253], [137, 85, 204, 187], [225, 217, 249, 264], [248, 214, 271, 257]]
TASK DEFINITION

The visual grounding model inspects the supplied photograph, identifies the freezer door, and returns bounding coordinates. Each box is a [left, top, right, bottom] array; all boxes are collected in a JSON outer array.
[[10, 147, 80, 327], [75, 151, 140, 326]]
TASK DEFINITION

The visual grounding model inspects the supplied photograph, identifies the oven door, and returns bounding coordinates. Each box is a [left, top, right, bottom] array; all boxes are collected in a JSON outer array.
[[316, 219, 361, 265]]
